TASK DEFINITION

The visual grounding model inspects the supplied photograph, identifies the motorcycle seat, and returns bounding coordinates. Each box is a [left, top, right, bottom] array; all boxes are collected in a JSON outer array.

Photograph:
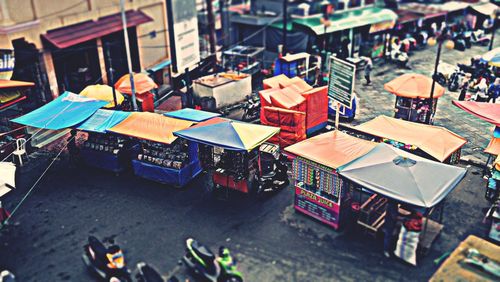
[[261, 170, 276, 179], [191, 240, 215, 262]]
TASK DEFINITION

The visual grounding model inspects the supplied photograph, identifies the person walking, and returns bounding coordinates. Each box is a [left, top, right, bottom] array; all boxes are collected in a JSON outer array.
[[364, 58, 373, 85], [488, 78, 500, 103]]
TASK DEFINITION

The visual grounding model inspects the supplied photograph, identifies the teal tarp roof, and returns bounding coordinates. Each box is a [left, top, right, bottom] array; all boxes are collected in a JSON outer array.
[[164, 108, 221, 122], [12, 92, 107, 130], [77, 109, 131, 133]]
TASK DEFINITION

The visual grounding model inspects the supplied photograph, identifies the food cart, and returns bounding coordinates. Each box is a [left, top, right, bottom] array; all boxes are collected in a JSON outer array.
[[174, 118, 282, 195], [353, 115, 466, 164], [284, 131, 377, 230], [222, 45, 265, 76], [273, 52, 321, 86], [77, 109, 135, 174], [430, 235, 500, 281], [193, 73, 252, 110], [385, 73, 445, 124], [338, 143, 466, 262], [108, 112, 201, 187]]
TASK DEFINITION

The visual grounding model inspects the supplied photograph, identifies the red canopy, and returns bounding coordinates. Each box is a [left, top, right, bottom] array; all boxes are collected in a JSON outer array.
[[452, 101, 500, 127]]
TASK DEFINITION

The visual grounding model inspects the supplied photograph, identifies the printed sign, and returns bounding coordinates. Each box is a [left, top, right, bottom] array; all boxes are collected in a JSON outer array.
[[0, 49, 15, 80], [294, 186, 340, 229], [327, 56, 355, 109], [166, 0, 201, 73]]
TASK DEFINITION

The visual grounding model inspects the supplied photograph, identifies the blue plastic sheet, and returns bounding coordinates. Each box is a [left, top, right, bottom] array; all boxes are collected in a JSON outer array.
[[132, 160, 202, 187], [77, 109, 131, 133], [81, 147, 126, 173], [164, 108, 221, 122], [12, 92, 107, 130]]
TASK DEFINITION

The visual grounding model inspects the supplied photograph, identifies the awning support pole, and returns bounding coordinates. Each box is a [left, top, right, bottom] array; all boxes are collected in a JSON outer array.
[[120, 0, 138, 111]]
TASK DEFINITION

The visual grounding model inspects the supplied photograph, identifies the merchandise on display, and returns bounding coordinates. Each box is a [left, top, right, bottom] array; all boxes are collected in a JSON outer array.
[[292, 157, 342, 202], [83, 133, 125, 155], [136, 139, 189, 170]]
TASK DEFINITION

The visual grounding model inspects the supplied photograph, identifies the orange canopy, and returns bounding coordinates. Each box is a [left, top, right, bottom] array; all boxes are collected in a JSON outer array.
[[108, 112, 193, 144], [384, 73, 445, 99], [285, 131, 377, 169], [485, 137, 500, 155], [114, 73, 157, 95], [0, 79, 34, 89], [354, 115, 466, 162]]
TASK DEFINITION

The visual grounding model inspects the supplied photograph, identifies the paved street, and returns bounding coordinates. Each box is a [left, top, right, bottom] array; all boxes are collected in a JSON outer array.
[[0, 39, 498, 282]]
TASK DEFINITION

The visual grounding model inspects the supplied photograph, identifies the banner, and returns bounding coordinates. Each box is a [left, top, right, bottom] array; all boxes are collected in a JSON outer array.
[[166, 0, 201, 73], [327, 56, 355, 109], [0, 49, 15, 80], [294, 186, 340, 229]]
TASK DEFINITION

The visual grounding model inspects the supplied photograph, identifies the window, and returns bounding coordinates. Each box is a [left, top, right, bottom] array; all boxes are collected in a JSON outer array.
[[348, 0, 361, 8], [364, 0, 375, 5]]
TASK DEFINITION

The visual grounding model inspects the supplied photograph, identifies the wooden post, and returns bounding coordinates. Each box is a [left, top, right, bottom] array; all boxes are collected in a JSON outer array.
[[42, 51, 59, 99], [96, 38, 108, 85]]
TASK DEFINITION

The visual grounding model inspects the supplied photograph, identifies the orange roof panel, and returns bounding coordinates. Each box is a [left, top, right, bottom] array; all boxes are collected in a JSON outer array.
[[485, 137, 500, 155], [285, 131, 377, 169], [384, 73, 445, 99], [0, 80, 35, 89], [355, 115, 466, 162]]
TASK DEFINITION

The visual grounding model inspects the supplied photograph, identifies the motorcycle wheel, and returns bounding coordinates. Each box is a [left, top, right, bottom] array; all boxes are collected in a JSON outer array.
[[448, 81, 459, 92], [224, 276, 243, 282]]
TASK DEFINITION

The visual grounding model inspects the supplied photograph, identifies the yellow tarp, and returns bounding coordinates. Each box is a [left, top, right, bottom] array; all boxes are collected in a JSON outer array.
[[284, 131, 377, 169], [108, 112, 193, 144], [80, 84, 124, 108], [485, 137, 500, 156], [354, 115, 467, 162]]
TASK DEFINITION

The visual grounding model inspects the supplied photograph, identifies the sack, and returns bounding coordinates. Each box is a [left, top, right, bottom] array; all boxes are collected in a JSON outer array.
[[394, 225, 420, 266]]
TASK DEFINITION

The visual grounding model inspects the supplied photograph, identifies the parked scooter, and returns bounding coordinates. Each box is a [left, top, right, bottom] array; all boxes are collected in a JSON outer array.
[[471, 29, 491, 46], [0, 270, 15, 282], [390, 50, 409, 68], [82, 236, 131, 281], [183, 238, 243, 282], [241, 94, 260, 122], [448, 67, 466, 92], [135, 262, 164, 282]]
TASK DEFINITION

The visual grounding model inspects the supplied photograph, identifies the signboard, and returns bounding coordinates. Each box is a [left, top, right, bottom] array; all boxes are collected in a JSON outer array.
[[294, 186, 340, 229], [327, 56, 355, 109], [0, 49, 15, 80], [166, 0, 201, 73]]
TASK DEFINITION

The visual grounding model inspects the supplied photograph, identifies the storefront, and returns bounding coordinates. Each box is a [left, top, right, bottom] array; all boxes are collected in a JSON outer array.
[[284, 131, 377, 230]]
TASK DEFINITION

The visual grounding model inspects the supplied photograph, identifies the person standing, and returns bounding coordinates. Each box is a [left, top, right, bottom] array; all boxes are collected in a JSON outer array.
[[364, 58, 373, 85], [383, 200, 399, 258], [459, 73, 471, 101], [488, 78, 500, 103]]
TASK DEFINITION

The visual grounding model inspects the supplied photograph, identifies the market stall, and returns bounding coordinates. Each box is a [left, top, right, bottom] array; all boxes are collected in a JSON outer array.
[[108, 112, 201, 187], [115, 73, 158, 112], [193, 73, 251, 110], [484, 137, 500, 201], [174, 118, 281, 195], [430, 235, 500, 281], [353, 115, 466, 163], [338, 143, 466, 262], [77, 109, 133, 174], [453, 101, 500, 126], [284, 131, 377, 230], [385, 73, 445, 124]]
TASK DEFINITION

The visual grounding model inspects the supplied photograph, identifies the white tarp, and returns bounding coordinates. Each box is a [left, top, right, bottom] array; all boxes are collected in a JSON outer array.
[[338, 143, 467, 208], [0, 162, 16, 197]]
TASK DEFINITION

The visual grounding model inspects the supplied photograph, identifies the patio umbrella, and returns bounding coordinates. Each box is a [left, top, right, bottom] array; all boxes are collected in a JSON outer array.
[[481, 47, 500, 67], [338, 143, 466, 208], [452, 101, 500, 127], [80, 84, 124, 108], [0, 162, 16, 198], [174, 118, 280, 151], [114, 73, 157, 95], [384, 73, 445, 99]]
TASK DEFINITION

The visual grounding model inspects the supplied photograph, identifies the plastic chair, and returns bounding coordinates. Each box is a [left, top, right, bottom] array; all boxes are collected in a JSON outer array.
[[12, 138, 27, 166]]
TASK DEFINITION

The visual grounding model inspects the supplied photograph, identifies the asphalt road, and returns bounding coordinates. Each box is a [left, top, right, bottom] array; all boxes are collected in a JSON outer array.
[[1, 38, 499, 281]]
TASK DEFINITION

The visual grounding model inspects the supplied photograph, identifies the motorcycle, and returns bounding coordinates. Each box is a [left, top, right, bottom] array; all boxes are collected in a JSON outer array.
[[82, 236, 131, 281], [471, 29, 491, 46], [255, 147, 289, 195], [390, 49, 409, 69], [183, 238, 243, 282], [0, 270, 15, 282], [241, 94, 260, 122], [135, 262, 164, 282]]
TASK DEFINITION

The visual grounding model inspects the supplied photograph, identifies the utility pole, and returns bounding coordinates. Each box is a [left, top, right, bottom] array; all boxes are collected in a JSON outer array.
[[105, 43, 118, 109], [219, 0, 229, 47], [120, 0, 138, 111], [282, 0, 288, 54], [206, 0, 217, 66]]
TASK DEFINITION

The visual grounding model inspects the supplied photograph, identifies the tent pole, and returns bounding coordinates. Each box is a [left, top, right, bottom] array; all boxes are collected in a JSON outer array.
[[105, 43, 118, 109], [483, 154, 492, 177], [335, 101, 340, 130]]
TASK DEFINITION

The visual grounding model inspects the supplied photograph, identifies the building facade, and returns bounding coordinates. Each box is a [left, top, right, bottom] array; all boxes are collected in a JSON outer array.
[[0, 0, 170, 101]]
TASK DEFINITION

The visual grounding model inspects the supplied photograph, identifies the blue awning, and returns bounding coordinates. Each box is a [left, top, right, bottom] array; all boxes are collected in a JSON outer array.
[[77, 109, 131, 133], [11, 91, 107, 130], [147, 59, 171, 73], [164, 108, 221, 122]]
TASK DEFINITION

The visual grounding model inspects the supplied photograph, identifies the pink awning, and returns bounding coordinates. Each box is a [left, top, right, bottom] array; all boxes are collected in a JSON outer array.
[[452, 101, 500, 127]]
